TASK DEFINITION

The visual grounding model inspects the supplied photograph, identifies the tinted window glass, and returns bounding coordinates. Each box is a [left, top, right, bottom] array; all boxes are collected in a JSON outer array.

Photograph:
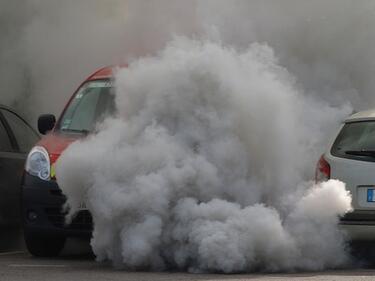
[[1, 109, 39, 153], [59, 80, 115, 133], [0, 120, 12, 152], [331, 121, 375, 162]]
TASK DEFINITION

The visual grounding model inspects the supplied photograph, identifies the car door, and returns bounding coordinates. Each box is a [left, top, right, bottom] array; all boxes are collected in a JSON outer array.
[[0, 108, 39, 228]]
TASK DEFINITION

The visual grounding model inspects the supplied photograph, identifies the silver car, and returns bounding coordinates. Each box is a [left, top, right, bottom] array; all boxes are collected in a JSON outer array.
[[317, 109, 375, 240]]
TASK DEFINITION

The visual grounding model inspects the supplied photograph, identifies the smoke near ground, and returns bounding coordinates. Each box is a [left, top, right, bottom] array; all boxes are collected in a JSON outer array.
[[1, 0, 371, 273], [56, 39, 352, 272]]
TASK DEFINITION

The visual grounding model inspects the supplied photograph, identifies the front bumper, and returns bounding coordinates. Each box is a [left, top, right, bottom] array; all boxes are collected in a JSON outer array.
[[340, 211, 375, 241], [22, 173, 92, 238]]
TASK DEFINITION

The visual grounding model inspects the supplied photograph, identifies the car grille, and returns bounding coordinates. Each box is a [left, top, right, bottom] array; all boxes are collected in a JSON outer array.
[[44, 208, 93, 230]]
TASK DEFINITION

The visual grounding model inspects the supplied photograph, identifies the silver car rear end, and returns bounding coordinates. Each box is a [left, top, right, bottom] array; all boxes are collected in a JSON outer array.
[[325, 118, 375, 240]]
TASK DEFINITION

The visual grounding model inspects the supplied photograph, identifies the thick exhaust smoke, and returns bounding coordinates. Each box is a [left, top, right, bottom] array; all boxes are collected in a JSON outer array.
[[2, 0, 375, 121], [0, 0, 198, 121], [2, 0, 373, 272], [199, 0, 375, 110], [56, 39, 352, 272]]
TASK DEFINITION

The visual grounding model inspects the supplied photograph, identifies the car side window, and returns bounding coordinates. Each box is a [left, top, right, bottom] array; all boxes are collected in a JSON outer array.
[[1, 109, 39, 153], [0, 119, 12, 152]]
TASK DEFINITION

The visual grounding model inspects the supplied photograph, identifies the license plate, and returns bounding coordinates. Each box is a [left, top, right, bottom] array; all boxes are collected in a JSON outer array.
[[367, 189, 375, 202]]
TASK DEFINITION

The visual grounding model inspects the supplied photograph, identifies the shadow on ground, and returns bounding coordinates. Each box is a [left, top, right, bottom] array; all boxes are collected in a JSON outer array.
[[60, 238, 93, 258], [350, 241, 375, 268], [0, 227, 93, 260]]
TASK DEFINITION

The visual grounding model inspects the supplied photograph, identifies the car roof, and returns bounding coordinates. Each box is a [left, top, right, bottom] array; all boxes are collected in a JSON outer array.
[[345, 109, 375, 123], [0, 104, 39, 136], [85, 64, 127, 81]]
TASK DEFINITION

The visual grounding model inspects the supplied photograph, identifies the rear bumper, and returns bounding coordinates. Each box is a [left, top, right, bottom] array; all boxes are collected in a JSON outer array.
[[339, 223, 375, 241], [22, 173, 92, 238], [339, 211, 375, 241]]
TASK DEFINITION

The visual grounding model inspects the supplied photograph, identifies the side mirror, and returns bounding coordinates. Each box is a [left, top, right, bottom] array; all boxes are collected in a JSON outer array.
[[38, 114, 56, 135]]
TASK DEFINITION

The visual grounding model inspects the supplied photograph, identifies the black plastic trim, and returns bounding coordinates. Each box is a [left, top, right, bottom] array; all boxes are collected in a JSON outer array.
[[22, 173, 92, 238]]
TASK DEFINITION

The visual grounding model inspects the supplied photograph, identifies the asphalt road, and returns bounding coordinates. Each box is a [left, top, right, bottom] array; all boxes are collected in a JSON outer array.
[[2, 251, 375, 281], [0, 240, 375, 281], [1, 231, 375, 281]]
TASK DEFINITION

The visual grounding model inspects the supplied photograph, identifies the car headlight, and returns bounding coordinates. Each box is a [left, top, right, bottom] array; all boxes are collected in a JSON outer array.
[[25, 146, 51, 181]]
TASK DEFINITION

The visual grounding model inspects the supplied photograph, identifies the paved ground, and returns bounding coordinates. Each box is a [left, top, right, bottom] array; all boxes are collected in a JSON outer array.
[[1, 232, 375, 281], [1, 247, 375, 281]]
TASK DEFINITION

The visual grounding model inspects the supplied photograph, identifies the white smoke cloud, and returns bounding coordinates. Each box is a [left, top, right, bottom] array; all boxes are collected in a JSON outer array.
[[2, 0, 375, 122], [56, 39, 353, 272], [197, 0, 375, 110], [0, 0, 199, 122]]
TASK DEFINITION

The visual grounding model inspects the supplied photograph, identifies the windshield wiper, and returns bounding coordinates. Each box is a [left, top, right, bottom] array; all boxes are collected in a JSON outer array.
[[345, 150, 375, 157]]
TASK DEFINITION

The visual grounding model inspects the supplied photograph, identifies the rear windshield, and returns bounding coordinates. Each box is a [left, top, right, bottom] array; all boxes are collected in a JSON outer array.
[[59, 80, 115, 133], [331, 121, 375, 162]]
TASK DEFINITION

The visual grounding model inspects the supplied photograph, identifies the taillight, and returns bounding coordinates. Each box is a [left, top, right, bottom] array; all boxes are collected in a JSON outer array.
[[315, 155, 331, 182]]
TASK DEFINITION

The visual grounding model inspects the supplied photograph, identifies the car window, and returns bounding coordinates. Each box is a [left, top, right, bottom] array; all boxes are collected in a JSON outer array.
[[59, 80, 115, 133], [1, 109, 39, 153], [0, 119, 12, 152], [331, 121, 375, 162]]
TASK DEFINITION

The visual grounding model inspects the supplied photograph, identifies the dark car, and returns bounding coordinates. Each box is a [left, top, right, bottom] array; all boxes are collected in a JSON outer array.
[[22, 66, 119, 257], [0, 105, 39, 230]]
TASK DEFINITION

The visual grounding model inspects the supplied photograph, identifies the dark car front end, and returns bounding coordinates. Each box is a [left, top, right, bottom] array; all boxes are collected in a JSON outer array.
[[21, 70, 116, 257], [22, 172, 92, 238]]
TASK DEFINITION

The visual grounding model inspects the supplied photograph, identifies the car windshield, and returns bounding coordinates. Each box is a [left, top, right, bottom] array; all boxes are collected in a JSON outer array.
[[331, 121, 375, 161], [59, 80, 115, 133]]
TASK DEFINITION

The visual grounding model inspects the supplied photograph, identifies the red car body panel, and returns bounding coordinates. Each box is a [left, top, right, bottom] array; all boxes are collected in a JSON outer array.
[[21, 66, 127, 250], [37, 133, 79, 165]]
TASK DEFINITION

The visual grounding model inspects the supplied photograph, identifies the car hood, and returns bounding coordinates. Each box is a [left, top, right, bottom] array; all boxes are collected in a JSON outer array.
[[36, 131, 83, 164]]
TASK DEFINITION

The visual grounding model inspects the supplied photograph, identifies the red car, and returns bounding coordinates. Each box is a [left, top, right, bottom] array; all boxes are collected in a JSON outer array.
[[22, 66, 119, 257]]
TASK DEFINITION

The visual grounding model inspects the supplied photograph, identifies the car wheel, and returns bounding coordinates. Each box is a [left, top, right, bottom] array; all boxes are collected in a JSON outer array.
[[24, 232, 66, 257]]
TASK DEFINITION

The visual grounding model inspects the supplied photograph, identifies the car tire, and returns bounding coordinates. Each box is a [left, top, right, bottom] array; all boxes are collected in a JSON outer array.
[[24, 233, 66, 257]]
